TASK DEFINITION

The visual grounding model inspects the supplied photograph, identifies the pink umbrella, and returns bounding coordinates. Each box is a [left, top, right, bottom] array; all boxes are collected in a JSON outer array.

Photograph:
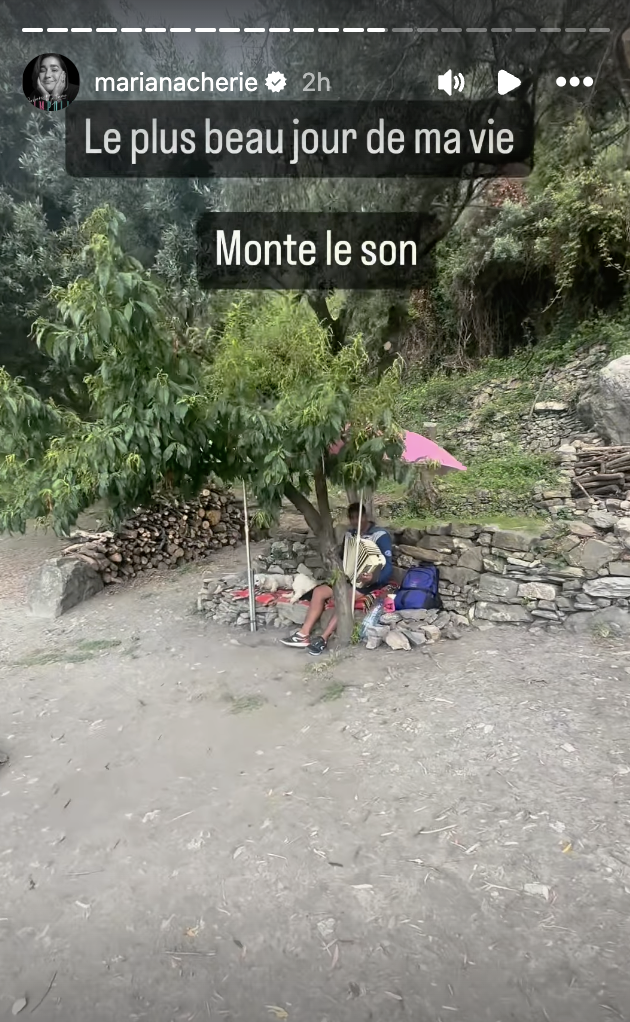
[[329, 429, 466, 472], [401, 431, 466, 472]]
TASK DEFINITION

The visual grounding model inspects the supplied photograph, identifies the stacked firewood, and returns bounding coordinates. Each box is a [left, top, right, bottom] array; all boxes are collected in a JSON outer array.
[[61, 487, 244, 584], [572, 446, 630, 499]]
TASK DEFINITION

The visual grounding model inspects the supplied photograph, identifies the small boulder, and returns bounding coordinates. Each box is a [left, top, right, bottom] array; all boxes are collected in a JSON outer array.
[[366, 632, 384, 650], [398, 609, 428, 623], [584, 356, 630, 444], [422, 624, 441, 642], [565, 606, 630, 635], [583, 577, 630, 600], [517, 582, 558, 601], [385, 629, 411, 651], [569, 539, 620, 571], [27, 557, 103, 619], [400, 629, 427, 647], [441, 624, 463, 640], [568, 521, 596, 538], [277, 603, 309, 626], [478, 575, 520, 599], [490, 530, 537, 553], [614, 518, 630, 550], [458, 547, 484, 572], [585, 510, 618, 531], [475, 602, 533, 624]]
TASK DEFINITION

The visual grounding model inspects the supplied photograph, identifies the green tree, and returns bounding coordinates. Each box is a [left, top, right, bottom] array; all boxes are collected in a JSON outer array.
[[206, 293, 405, 641], [0, 0, 222, 393], [0, 208, 221, 534]]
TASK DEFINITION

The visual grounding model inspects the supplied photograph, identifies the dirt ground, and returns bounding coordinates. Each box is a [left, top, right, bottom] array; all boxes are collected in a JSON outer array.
[[3, 538, 630, 1022]]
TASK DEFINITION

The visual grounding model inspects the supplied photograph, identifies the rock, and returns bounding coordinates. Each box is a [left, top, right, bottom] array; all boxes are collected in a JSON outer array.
[[534, 401, 567, 412], [571, 539, 619, 571], [397, 545, 455, 566], [400, 628, 427, 646], [441, 624, 463, 639], [366, 632, 384, 650], [609, 561, 630, 576], [296, 562, 315, 578], [451, 613, 471, 628], [583, 577, 630, 600], [458, 547, 484, 572], [270, 541, 292, 559], [478, 575, 520, 599], [27, 557, 103, 618], [586, 356, 630, 443], [565, 606, 630, 635], [422, 624, 441, 642], [400, 528, 422, 544], [483, 555, 506, 574], [380, 612, 402, 624], [568, 521, 596, 538], [614, 519, 630, 550], [385, 629, 411, 651], [490, 530, 536, 553], [439, 566, 481, 587], [530, 609, 560, 620], [276, 603, 309, 625], [585, 510, 618, 531], [398, 609, 428, 622], [450, 524, 480, 539], [517, 582, 558, 601], [424, 524, 453, 536], [0, 750, 8, 768], [418, 534, 457, 552], [542, 489, 570, 500], [475, 602, 533, 624]]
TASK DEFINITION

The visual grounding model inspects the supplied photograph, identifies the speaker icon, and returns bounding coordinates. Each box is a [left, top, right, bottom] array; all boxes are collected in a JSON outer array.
[[438, 69, 465, 95]]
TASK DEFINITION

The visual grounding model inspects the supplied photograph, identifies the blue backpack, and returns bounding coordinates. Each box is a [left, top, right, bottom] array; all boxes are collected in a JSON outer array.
[[394, 564, 441, 611]]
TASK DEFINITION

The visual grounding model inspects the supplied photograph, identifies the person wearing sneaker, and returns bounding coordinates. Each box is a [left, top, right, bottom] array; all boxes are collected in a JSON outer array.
[[280, 503, 393, 656]]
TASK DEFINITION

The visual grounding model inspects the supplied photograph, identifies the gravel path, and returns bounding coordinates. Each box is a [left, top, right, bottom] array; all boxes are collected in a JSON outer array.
[[1, 545, 630, 1021]]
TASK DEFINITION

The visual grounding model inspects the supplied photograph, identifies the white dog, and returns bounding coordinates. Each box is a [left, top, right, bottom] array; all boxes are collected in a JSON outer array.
[[253, 571, 317, 603]]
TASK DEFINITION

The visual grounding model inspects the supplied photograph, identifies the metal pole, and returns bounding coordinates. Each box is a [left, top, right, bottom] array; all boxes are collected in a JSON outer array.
[[242, 482, 257, 632], [351, 489, 364, 619]]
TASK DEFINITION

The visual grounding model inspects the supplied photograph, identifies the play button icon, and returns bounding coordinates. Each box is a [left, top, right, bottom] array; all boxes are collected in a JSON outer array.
[[498, 69, 521, 95]]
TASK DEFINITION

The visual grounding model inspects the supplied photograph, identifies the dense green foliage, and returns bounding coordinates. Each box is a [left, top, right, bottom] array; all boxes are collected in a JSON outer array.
[[0, 211, 220, 534], [2, 0, 630, 546], [412, 120, 630, 368]]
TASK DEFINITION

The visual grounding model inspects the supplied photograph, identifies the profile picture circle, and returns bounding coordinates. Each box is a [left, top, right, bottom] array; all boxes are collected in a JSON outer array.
[[23, 53, 80, 111]]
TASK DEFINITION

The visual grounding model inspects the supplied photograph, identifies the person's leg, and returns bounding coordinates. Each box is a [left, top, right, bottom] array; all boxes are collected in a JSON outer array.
[[308, 583, 360, 655], [280, 584, 332, 647], [321, 613, 338, 642], [301, 584, 332, 637]]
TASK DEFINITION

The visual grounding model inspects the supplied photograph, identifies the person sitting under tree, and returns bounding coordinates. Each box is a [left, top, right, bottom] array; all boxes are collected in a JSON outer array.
[[280, 503, 393, 656]]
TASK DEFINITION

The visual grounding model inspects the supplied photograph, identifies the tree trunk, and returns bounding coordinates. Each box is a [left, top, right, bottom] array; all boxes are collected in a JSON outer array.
[[285, 475, 354, 645], [314, 465, 353, 645], [408, 465, 440, 510]]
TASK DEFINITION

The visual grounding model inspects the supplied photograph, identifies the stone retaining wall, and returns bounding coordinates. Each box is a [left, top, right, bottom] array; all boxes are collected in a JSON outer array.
[[248, 514, 630, 632]]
